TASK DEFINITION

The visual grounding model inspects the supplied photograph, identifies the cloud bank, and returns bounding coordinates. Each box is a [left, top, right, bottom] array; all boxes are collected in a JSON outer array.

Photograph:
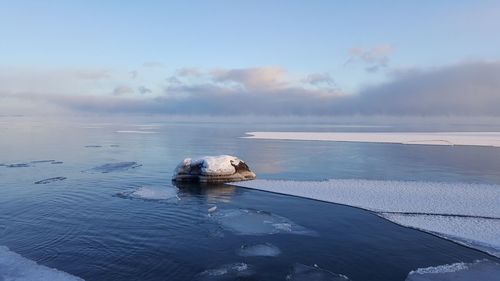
[[1, 61, 500, 116]]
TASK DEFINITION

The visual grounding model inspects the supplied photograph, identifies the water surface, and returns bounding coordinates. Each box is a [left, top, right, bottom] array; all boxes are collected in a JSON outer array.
[[1, 119, 499, 280]]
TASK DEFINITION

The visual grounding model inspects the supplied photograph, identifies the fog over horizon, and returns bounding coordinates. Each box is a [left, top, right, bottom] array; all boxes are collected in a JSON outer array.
[[1, 61, 500, 118]]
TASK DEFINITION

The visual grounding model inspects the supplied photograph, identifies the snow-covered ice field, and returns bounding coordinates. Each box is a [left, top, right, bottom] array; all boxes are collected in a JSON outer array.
[[235, 179, 500, 258], [244, 132, 500, 147]]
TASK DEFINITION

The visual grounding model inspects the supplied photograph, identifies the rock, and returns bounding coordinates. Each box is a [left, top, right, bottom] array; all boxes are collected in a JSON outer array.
[[172, 155, 256, 183]]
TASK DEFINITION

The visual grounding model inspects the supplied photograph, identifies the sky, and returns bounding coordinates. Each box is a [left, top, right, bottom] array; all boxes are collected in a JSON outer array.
[[1, 0, 500, 117]]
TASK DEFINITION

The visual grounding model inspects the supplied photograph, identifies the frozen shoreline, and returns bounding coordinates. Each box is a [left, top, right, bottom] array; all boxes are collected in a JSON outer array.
[[234, 179, 500, 258], [244, 132, 500, 147]]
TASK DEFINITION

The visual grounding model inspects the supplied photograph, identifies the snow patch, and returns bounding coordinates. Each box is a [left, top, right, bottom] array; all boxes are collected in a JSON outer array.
[[175, 155, 241, 176], [244, 131, 500, 147], [235, 179, 500, 257], [0, 246, 84, 281]]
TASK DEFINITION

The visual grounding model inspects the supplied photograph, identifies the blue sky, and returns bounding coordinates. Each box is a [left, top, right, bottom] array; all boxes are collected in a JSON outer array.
[[1, 0, 500, 116]]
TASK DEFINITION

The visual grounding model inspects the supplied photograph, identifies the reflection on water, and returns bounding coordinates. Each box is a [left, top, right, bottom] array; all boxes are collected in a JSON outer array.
[[175, 182, 238, 203], [0, 120, 499, 280]]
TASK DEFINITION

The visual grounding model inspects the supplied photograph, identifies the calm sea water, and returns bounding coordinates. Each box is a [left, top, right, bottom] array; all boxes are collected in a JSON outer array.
[[1, 119, 499, 281]]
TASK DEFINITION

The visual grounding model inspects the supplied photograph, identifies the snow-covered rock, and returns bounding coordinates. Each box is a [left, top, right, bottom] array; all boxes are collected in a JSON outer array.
[[172, 155, 256, 183]]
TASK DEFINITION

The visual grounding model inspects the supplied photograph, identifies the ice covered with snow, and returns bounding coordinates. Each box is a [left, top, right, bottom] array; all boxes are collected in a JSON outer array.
[[244, 131, 500, 147], [382, 214, 500, 257], [405, 259, 500, 281], [210, 208, 315, 236], [173, 155, 256, 183], [130, 186, 179, 200], [0, 246, 84, 281], [235, 179, 500, 257], [238, 243, 281, 257]]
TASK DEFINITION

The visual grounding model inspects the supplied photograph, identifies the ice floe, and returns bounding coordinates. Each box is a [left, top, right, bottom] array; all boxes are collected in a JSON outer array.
[[130, 186, 179, 200], [173, 155, 256, 183], [30, 160, 56, 163], [382, 214, 500, 257], [195, 262, 254, 280], [115, 130, 158, 134], [286, 263, 350, 281], [34, 177, 67, 184], [5, 163, 30, 168], [405, 259, 500, 281], [84, 162, 142, 173], [238, 243, 281, 257], [210, 208, 315, 236], [244, 131, 500, 147], [236, 179, 500, 257], [0, 246, 84, 281]]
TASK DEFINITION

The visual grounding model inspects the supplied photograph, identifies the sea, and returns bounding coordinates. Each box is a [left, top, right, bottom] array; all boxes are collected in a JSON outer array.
[[1, 117, 499, 281]]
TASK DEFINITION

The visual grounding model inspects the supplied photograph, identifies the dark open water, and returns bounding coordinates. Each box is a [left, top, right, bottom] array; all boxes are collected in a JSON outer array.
[[1, 119, 499, 280]]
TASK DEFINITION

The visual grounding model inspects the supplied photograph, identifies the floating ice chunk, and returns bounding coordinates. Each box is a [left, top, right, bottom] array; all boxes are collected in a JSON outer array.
[[210, 208, 315, 236], [173, 155, 256, 183], [405, 259, 500, 281], [34, 177, 67, 184], [130, 186, 179, 200], [238, 243, 281, 257], [195, 262, 253, 280], [244, 131, 500, 147], [6, 163, 30, 168], [115, 130, 158, 134], [286, 263, 350, 281], [381, 214, 500, 258], [208, 205, 217, 213], [84, 162, 142, 173], [0, 246, 84, 281], [235, 179, 500, 256], [30, 160, 56, 163]]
